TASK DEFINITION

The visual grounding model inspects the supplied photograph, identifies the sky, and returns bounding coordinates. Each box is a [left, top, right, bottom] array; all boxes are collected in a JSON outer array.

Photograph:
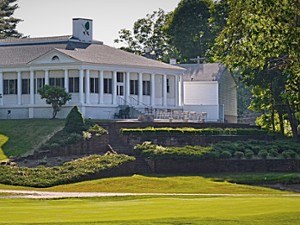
[[14, 0, 181, 47]]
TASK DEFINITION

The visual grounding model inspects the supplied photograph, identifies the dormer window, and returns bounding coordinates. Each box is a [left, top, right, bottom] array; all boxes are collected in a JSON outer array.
[[52, 55, 60, 61]]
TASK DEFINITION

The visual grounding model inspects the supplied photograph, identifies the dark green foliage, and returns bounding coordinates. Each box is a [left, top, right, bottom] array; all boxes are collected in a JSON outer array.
[[244, 149, 254, 159], [234, 151, 244, 159], [165, 0, 213, 62], [134, 140, 300, 160], [0, 0, 23, 39], [282, 150, 297, 159], [64, 106, 85, 133], [134, 142, 212, 160], [220, 151, 231, 159], [40, 129, 83, 150], [258, 150, 269, 159], [0, 154, 135, 187]]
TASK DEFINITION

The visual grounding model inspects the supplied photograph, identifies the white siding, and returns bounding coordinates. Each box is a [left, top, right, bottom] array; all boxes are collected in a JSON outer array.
[[184, 81, 218, 105]]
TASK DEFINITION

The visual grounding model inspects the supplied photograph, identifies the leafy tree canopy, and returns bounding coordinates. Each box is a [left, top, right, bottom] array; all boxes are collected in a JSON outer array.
[[38, 85, 72, 119], [0, 0, 22, 39], [165, 0, 214, 62], [213, 0, 300, 139], [114, 9, 178, 62]]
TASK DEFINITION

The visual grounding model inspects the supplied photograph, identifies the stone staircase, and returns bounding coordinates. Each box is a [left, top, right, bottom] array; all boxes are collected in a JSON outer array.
[[105, 123, 133, 155]]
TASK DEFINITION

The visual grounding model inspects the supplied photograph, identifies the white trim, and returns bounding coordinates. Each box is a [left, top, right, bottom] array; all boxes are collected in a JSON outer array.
[[17, 71, 22, 105], [85, 69, 90, 104], [98, 70, 104, 104], [138, 73, 143, 105], [30, 70, 34, 105], [79, 69, 84, 104]]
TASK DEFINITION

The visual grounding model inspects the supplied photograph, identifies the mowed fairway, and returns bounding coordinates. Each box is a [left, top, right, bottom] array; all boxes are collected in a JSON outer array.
[[0, 175, 300, 224], [0, 196, 300, 224]]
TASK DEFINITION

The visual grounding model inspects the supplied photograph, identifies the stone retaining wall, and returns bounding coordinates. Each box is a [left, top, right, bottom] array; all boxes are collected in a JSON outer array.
[[147, 159, 300, 173]]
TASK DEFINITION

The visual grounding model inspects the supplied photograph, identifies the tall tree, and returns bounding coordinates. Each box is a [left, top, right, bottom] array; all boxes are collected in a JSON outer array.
[[114, 9, 177, 62], [165, 0, 213, 62], [214, 0, 300, 139], [0, 0, 22, 39]]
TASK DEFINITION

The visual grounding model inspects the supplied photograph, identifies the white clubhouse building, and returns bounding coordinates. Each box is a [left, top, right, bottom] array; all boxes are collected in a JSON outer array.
[[0, 18, 185, 119]]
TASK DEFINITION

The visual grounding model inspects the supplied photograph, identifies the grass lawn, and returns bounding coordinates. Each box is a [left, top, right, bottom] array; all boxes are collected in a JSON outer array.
[[0, 134, 8, 161], [0, 174, 291, 194], [45, 174, 288, 194], [0, 196, 299, 224], [0, 119, 64, 157]]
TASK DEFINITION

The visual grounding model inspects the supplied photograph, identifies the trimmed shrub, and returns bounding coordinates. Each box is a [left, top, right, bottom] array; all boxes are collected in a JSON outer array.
[[220, 151, 232, 159], [258, 150, 269, 159], [282, 150, 298, 159], [64, 106, 85, 133], [244, 149, 254, 159], [234, 151, 244, 159]]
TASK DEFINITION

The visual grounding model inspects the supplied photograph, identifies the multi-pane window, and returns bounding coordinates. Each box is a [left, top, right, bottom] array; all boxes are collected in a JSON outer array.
[[69, 77, 79, 93], [104, 78, 112, 94], [3, 79, 17, 95], [22, 79, 30, 94], [90, 77, 99, 93], [49, 78, 64, 88], [143, 80, 151, 96], [35, 78, 45, 93], [130, 80, 138, 95], [117, 72, 124, 83]]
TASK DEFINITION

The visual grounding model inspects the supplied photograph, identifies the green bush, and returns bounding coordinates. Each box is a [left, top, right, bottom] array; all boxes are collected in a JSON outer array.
[[282, 150, 298, 159], [234, 151, 244, 159], [0, 154, 135, 187], [64, 106, 85, 133], [134, 140, 300, 161], [220, 151, 232, 159], [258, 150, 269, 159], [244, 149, 254, 159]]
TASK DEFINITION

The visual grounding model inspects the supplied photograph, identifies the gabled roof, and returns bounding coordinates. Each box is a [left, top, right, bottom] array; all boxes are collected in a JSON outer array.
[[179, 63, 226, 81], [0, 35, 184, 72], [56, 44, 184, 71]]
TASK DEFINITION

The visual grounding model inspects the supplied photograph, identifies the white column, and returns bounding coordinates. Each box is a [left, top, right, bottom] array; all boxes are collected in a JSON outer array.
[[112, 71, 117, 105], [125, 71, 130, 103], [138, 72, 143, 105], [179, 75, 184, 106], [30, 70, 34, 105], [98, 70, 104, 104], [79, 68, 84, 104], [0, 71, 3, 105], [85, 69, 90, 104], [17, 71, 22, 105], [64, 69, 69, 91], [150, 73, 155, 106], [44, 70, 49, 85], [175, 75, 179, 107], [162, 74, 167, 106]]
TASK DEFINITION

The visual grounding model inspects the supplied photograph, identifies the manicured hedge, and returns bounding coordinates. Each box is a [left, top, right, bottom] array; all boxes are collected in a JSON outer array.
[[0, 154, 135, 187], [121, 127, 269, 136], [134, 140, 300, 160]]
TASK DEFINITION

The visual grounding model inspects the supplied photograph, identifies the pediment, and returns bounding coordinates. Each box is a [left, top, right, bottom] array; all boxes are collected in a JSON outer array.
[[28, 49, 78, 65]]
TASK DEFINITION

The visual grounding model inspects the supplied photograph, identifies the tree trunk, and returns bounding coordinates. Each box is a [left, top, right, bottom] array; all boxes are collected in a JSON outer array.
[[286, 102, 299, 140], [278, 111, 285, 136]]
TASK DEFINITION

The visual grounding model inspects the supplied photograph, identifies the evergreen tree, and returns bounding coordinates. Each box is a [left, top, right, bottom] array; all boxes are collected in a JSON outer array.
[[0, 0, 22, 39], [64, 106, 85, 134]]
